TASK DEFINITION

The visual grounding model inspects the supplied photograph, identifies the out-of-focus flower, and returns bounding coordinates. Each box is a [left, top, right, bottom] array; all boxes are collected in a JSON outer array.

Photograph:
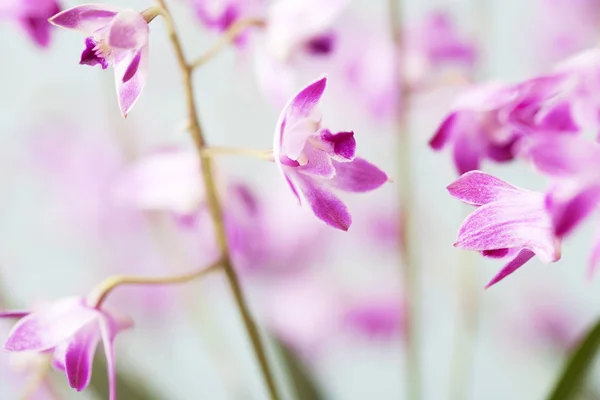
[[191, 0, 263, 45], [111, 146, 204, 219], [536, 0, 600, 65], [1, 297, 132, 400], [49, 5, 151, 116], [343, 295, 404, 339], [521, 135, 600, 275], [448, 171, 561, 287], [273, 77, 388, 231], [0, 0, 60, 47], [254, 0, 347, 104], [430, 83, 522, 174]]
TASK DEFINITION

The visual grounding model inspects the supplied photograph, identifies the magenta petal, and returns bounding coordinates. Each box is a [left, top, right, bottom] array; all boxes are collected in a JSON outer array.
[[122, 47, 142, 83], [485, 249, 535, 288], [550, 185, 600, 237], [482, 248, 510, 258], [447, 171, 524, 206], [320, 129, 356, 161], [287, 77, 327, 121], [64, 321, 101, 391], [429, 113, 457, 150], [0, 311, 30, 319], [5, 297, 98, 352], [330, 158, 388, 193], [49, 4, 119, 33], [520, 135, 600, 176], [294, 172, 352, 231], [537, 102, 579, 132], [452, 127, 482, 174], [455, 198, 558, 263]]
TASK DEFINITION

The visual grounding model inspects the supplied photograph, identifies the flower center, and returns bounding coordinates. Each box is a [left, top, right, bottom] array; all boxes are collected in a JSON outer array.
[[79, 37, 110, 70]]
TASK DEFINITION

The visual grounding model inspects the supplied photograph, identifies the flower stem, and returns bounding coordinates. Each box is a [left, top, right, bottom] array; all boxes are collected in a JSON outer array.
[[156, 3, 281, 399], [201, 146, 274, 161], [189, 18, 265, 70], [90, 259, 223, 309], [389, 0, 421, 399]]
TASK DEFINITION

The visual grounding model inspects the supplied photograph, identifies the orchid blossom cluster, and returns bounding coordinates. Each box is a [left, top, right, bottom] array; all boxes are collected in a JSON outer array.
[[3, 0, 599, 398], [0, 1, 392, 398], [434, 46, 600, 287]]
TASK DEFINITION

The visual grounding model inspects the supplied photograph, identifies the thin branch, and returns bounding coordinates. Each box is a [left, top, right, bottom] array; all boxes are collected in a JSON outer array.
[[155, 2, 281, 399], [190, 18, 265, 69]]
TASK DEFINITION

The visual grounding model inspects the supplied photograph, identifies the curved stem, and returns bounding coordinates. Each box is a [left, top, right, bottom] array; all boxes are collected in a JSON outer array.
[[201, 146, 274, 161], [155, 2, 281, 399], [90, 259, 223, 308], [389, 0, 421, 399], [190, 18, 265, 70]]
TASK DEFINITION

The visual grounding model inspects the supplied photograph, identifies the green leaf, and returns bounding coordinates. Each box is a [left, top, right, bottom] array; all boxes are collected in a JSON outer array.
[[548, 318, 600, 400], [89, 355, 161, 400], [274, 338, 325, 400]]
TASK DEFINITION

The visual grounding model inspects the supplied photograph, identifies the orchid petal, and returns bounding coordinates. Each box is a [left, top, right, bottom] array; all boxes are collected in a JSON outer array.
[[330, 158, 388, 192], [99, 316, 119, 400], [111, 146, 202, 214], [485, 248, 535, 288], [64, 321, 101, 391], [429, 113, 456, 150], [520, 136, 600, 176], [452, 126, 482, 174], [549, 184, 600, 237], [294, 172, 351, 231], [298, 145, 335, 178], [455, 198, 559, 263], [113, 44, 149, 117], [107, 10, 149, 50], [447, 171, 528, 206], [320, 129, 356, 161], [5, 297, 98, 352], [49, 4, 119, 34]]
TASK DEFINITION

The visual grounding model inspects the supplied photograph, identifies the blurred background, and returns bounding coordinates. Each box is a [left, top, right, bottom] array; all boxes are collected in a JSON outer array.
[[2, 0, 600, 399]]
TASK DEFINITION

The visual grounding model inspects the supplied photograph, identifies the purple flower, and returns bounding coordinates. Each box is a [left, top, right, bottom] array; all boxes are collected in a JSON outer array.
[[49, 5, 150, 117], [1, 297, 132, 399], [0, 0, 60, 47], [430, 83, 523, 174], [448, 171, 561, 288], [536, 0, 600, 65], [343, 295, 405, 339], [520, 135, 600, 275], [273, 77, 388, 230], [191, 0, 262, 44]]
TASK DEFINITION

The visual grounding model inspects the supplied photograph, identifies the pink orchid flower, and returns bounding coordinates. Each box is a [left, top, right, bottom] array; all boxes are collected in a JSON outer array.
[[0, 0, 60, 47], [449, 171, 561, 288], [191, 0, 263, 45], [274, 77, 388, 231], [110, 146, 204, 218], [49, 5, 150, 117], [1, 297, 132, 400], [520, 135, 600, 276], [430, 82, 522, 174]]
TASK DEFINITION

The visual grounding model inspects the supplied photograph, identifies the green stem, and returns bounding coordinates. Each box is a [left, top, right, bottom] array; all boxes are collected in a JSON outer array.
[[389, 0, 421, 399], [155, 2, 281, 399]]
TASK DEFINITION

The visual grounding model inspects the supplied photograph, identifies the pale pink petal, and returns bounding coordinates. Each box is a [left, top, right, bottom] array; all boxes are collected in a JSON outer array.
[[48, 4, 119, 34], [330, 158, 388, 192], [114, 44, 149, 117], [99, 316, 119, 400], [293, 172, 351, 230], [5, 298, 98, 352], [111, 146, 203, 214], [447, 171, 528, 206], [107, 9, 149, 50], [297, 145, 335, 178], [485, 248, 535, 288], [64, 321, 101, 391], [455, 198, 559, 263], [520, 135, 600, 176]]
